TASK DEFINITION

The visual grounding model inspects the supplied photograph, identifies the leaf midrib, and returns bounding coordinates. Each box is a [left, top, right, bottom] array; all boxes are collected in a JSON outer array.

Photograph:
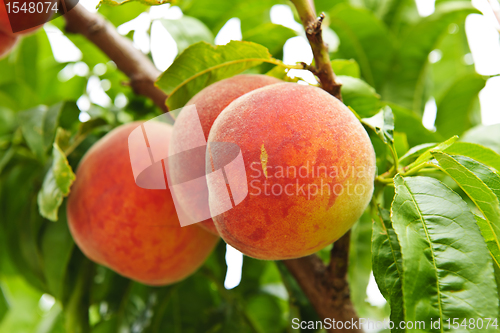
[[402, 177, 445, 333], [434, 154, 500, 265], [379, 215, 402, 279]]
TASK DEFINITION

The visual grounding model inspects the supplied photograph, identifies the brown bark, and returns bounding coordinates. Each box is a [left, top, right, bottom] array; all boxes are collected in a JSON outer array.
[[290, 0, 342, 100]]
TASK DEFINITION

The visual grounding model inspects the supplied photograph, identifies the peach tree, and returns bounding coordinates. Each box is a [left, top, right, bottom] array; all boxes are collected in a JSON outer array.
[[0, 0, 499, 332]]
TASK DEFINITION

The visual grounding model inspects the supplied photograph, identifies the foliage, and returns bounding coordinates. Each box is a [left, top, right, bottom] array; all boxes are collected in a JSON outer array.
[[0, 0, 499, 332]]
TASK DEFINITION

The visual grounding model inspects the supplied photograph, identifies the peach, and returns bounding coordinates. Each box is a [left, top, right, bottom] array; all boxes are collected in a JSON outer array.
[[206, 83, 376, 260], [67, 122, 219, 285], [169, 74, 282, 235]]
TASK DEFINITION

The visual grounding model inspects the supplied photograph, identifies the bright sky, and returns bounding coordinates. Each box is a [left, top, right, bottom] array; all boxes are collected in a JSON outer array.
[[42, 0, 500, 317]]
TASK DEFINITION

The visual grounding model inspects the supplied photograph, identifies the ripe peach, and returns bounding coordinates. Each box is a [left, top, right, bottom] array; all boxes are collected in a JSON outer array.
[[206, 83, 376, 260], [169, 74, 282, 235], [67, 122, 219, 285]]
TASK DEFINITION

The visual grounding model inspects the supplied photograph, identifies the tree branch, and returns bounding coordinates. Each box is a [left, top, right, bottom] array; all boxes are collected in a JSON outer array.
[[63, 4, 169, 113], [282, 232, 360, 333], [290, 0, 342, 100]]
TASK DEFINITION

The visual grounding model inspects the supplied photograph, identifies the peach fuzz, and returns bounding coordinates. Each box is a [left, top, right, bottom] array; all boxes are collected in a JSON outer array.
[[206, 83, 376, 260], [169, 74, 282, 235], [67, 122, 219, 286]]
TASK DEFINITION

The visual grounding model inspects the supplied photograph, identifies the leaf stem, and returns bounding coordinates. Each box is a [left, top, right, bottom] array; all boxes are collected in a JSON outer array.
[[64, 134, 87, 157], [387, 146, 399, 177], [401, 161, 438, 177], [377, 161, 441, 185]]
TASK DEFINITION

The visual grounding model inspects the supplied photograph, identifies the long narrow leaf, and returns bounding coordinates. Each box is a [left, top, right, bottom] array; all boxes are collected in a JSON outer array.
[[392, 175, 498, 329], [433, 152, 500, 268], [372, 206, 404, 332]]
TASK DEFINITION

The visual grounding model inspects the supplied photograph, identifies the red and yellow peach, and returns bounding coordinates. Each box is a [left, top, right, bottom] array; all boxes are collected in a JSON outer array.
[[67, 122, 219, 285]]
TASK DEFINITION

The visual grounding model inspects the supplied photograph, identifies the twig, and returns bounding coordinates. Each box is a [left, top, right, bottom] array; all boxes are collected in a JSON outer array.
[[290, 0, 342, 100], [282, 233, 360, 333], [62, 4, 169, 113]]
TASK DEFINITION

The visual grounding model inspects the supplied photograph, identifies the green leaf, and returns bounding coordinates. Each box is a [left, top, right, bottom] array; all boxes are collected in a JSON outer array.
[[0, 107, 15, 136], [406, 135, 457, 170], [389, 103, 442, 147], [462, 124, 500, 154], [430, 21, 476, 102], [0, 160, 48, 291], [35, 303, 65, 333], [432, 152, 500, 269], [96, 2, 149, 27], [41, 207, 75, 299], [435, 73, 486, 138], [449, 155, 500, 202], [0, 146, 16, 176], [444, 141, 500, 172], [37, 144, 76, 221], [361, 106, 394, 144], [476, 215, 500, 273], [399, 142, 437, 163], [331, 59, 360, 78], [179, 0, 278, 34], [394, 131, 410, 158], [348, 211, 380, 318], [383, 2, 479, 113], [264, 66, 299, 82], [160, 16, 214, 54], [242, 23, 297, 58], [91, 317, 119, 333], [315, 0, 345, 14], [157, 41, 279, 110], [245, 294, 287, 333], [329, 4, 395, 90], [54, 128, 72, 153], [62, 251, 93, 333], [339, 75, 380, 118], [0, 277, 45, 332], [16, 34, 39, 93], [18, 103, 64, 161], [276, 262, 320, 331], [372, 206, 404, 332], [78, 118, 109, 137], [0, 287, 8, 323], [98, 0, 171, 6], [177, 0, 238, 33], [377, 0, 419, 33], [392, 175, 498, 327]]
